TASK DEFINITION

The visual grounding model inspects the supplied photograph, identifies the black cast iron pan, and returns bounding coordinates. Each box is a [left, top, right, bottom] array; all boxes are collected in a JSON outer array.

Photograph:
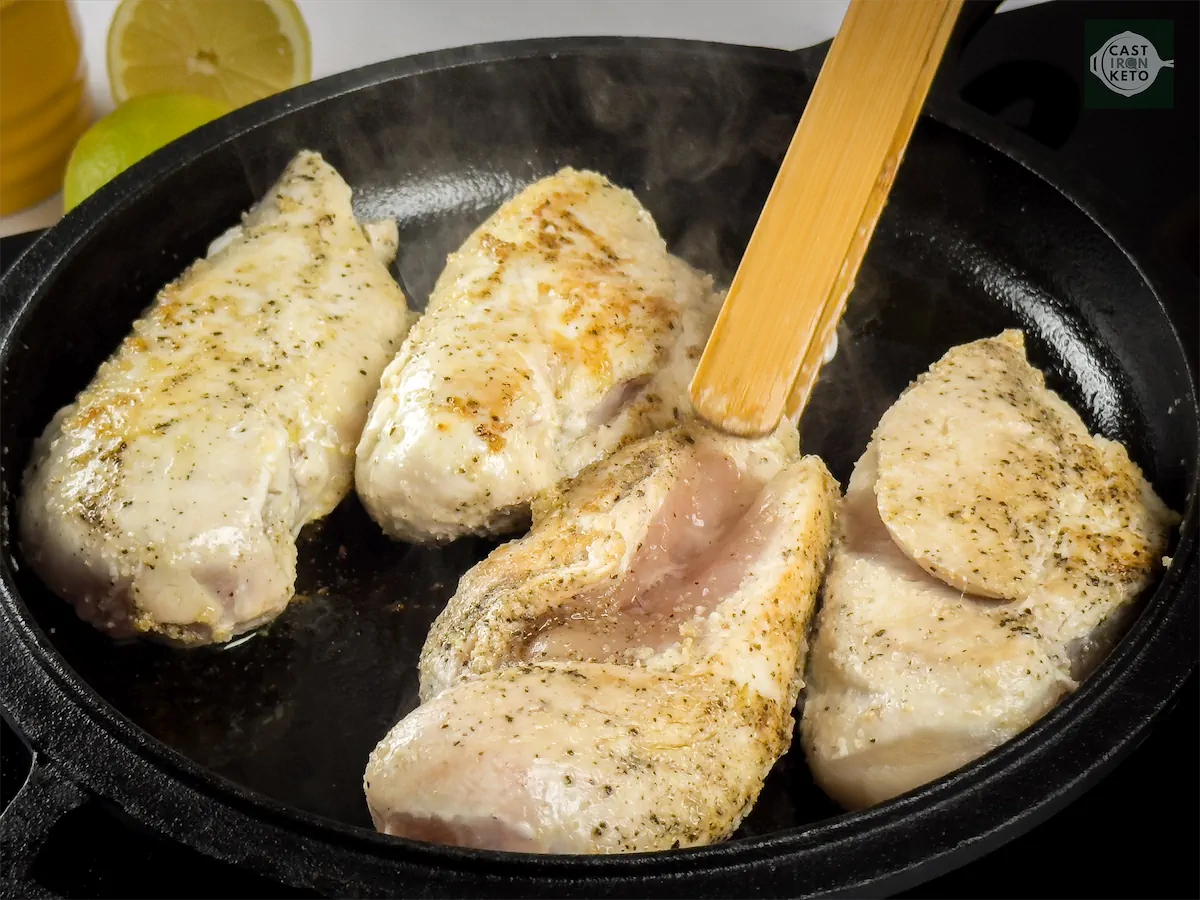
[[1, 15, 1197, 900]]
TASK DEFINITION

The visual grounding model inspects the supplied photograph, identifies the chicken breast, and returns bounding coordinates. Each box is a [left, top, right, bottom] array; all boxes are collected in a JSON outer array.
[[354, 168, 723, 543], [365, 423, 839, 853], [19, 151, 414, 645], [802, 330, 1178, 810]]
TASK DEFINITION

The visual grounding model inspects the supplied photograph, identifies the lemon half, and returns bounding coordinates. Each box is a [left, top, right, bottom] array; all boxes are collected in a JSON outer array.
[[107, 0, 312, 109]]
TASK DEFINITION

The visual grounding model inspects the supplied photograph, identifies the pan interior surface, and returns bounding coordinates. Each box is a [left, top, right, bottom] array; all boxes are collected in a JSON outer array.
[[0, 46, 1194, 847]]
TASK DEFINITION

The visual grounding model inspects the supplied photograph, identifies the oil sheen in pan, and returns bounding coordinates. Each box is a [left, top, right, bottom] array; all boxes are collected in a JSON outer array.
[[18, 167, 1147, 840]]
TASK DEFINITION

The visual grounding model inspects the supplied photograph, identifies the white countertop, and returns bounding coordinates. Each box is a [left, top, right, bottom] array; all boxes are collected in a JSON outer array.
[[3, 0, 1044, 236]]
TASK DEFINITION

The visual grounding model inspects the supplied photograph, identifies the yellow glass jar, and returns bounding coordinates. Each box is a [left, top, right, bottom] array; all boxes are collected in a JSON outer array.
[[0, 0, 93, 215]]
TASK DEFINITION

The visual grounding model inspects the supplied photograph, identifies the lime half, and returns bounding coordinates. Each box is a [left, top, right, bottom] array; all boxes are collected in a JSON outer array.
[[63, 92, 230, 211]]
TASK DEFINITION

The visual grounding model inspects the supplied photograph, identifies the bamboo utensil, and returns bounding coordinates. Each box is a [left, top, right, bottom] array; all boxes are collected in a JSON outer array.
[[688, 0, 965, 436]]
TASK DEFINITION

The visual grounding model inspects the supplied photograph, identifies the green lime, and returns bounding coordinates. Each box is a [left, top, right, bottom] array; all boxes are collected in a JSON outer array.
[[63, 93, 231, 211]]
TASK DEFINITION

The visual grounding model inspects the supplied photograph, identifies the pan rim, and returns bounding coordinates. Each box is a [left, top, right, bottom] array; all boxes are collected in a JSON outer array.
[[1, 35, 1197, 894]]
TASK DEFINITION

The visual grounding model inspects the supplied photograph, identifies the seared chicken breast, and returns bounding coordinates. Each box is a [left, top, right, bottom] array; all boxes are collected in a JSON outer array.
[[355, 168, 723, 543], [365, 422, 839, 853], [802, 330, 1178, 810], [20, 151, 414, 645]]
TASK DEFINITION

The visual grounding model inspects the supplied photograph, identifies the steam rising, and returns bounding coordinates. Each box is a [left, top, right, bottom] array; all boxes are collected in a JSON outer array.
[[218, 44, 816, 309]]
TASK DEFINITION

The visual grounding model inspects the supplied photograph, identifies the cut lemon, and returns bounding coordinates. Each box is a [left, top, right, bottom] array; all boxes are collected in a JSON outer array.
[[107, 0, 312, 109]]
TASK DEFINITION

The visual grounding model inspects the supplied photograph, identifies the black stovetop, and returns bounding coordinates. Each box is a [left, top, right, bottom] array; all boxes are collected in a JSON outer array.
[[2, 2, 1196, 897]]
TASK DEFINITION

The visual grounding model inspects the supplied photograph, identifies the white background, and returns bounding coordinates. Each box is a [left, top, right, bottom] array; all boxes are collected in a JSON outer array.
[[3, 0, 1044, 235]]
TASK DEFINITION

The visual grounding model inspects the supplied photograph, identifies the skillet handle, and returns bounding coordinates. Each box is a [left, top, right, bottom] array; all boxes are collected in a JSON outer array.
[[0, 752, 89, 899], [945, 0, 1004, 59], [794, 2, 1081, 151]]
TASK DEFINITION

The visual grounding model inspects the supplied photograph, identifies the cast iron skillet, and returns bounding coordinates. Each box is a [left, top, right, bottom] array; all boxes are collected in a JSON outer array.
[[1, 22, 1197, 900]]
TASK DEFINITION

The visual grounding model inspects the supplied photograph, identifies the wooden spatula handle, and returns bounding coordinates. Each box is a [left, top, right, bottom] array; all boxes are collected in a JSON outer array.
[[689, 0, 965, 437]]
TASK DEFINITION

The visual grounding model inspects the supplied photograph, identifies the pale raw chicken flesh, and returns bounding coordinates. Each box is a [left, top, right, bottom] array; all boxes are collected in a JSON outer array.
[[355, 168, 723, 543], [19, 152, 414, 645], [802, 330, 1178, 810], [365, 422, 839, 853]]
